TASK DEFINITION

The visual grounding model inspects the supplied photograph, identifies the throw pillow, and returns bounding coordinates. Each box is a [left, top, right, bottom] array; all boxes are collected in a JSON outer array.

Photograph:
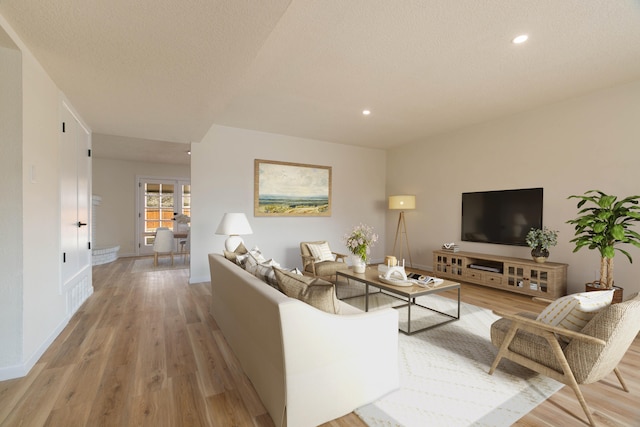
[[307, 242, 334, 262], [236, 246, 265, 269], [536, 290, 614, 342], [251, 259, 282, 289], [247, 246, 266, 264], [274, 268, 341, 314], [223, 242, 248, 263]]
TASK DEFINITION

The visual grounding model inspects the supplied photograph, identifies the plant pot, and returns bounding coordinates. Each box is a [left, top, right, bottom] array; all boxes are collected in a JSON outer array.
[[585, 281, 623, 304], [531, 248, 549, 263]]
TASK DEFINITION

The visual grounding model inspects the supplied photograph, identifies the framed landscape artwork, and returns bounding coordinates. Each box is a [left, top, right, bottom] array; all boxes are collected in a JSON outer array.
[[254, 159, 331, 217]]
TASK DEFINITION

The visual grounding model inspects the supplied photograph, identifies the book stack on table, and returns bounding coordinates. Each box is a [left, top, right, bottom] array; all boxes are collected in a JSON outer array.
[[441, 243, 460, 252]]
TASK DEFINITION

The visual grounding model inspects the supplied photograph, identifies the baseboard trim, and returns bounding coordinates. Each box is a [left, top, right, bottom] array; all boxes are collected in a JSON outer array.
[[0, 315, 70, 381]]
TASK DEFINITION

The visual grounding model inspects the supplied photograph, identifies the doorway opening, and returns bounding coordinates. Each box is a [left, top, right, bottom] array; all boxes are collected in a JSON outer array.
[[136, 177, 190, 256]]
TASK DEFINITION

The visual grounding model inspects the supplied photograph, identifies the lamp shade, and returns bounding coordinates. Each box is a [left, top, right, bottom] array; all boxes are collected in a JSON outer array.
[[215, 213, 253, 236], [388, 195, 416, 210]]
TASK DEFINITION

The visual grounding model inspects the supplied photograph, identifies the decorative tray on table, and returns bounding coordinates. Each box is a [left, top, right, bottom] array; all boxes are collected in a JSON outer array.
[[377, 264, 444, 287]]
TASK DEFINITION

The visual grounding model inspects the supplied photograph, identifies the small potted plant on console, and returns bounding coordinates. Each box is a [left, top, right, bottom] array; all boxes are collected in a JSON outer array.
[[526, 226, 558, 263], [567, 190, 640, 302]]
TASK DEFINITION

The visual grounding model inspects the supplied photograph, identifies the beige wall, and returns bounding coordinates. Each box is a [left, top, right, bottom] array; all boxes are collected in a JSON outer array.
[[190, 125, 387, 283], [92, 158, 190, 256], [386, 79, 640, 296]]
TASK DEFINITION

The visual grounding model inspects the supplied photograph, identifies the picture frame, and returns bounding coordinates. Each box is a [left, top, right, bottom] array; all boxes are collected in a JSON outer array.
[[254, 159, 331, 217]]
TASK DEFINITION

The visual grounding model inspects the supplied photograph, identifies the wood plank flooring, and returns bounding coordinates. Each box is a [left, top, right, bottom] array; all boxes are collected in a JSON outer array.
[[0, 258, 638, 426]]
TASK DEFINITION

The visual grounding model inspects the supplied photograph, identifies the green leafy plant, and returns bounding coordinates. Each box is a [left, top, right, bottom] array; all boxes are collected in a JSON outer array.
[[567, 190, 640, 288], [526, 227, 558, 252]]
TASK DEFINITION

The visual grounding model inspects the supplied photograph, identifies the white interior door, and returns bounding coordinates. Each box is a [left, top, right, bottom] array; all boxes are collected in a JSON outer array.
[[60, 103, 91, 286], [136, 177, 190, 256]]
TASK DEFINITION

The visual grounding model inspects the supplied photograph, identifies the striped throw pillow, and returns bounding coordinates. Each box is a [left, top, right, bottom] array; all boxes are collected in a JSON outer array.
[[536, 290, 614, 342]]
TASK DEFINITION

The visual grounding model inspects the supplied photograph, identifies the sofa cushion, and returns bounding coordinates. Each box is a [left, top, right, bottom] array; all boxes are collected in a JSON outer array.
[[274, 268, 341, 314], [307, 242, 334, 262], [536, 290, 614, 342]]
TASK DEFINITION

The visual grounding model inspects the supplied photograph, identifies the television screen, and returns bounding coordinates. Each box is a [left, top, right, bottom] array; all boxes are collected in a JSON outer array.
[[461, 188, 543, 246]]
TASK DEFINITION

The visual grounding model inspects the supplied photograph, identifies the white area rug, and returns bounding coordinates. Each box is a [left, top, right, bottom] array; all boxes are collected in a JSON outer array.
[[348, 293, 563, 427], [130, 257, 189, 273]]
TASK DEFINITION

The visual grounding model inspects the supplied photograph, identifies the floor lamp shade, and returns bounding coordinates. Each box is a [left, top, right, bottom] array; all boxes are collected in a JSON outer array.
[[389, 195, 416, 210], [389, 195, 416, 267], [215, 213, 253, 251]]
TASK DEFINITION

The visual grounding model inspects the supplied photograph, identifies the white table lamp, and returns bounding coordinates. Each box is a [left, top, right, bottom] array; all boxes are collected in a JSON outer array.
[[389, 195, 416, 267], [215, 213, 253, 251]]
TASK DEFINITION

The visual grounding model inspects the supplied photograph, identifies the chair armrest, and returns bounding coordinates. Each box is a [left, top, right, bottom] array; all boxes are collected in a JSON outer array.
[[492, 310, 606, 346], [332, 252, 348, 262], [300, 254, 317, 275]]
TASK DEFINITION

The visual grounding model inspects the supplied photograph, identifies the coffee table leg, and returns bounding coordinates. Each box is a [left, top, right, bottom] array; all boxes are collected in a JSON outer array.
[[365, 283, 369, 312], [407, 296, 412, 334]]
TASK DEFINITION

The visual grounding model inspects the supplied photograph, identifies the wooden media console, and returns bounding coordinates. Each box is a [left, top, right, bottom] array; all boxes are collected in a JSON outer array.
[[433, 250, 567, 299]]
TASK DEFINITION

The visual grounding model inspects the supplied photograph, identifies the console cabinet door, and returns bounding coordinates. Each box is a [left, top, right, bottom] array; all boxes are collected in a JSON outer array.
[[505, 263, 552, 295], [433, 253, 464, 279]]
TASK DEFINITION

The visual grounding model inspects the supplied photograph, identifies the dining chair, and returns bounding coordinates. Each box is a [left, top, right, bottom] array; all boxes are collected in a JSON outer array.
[[153, 227, 174, 266]]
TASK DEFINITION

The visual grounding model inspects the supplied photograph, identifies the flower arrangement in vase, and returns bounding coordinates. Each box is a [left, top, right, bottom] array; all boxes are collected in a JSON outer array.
[[343, 223, 378, 273], [525, 227, 558, 263]]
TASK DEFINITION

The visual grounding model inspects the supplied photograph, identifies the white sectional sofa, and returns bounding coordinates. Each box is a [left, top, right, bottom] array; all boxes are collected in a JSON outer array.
[[208, 253, 399, 427]]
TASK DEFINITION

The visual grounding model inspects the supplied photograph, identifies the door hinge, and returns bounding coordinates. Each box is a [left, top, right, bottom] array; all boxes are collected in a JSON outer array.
[[63, 252, 66, 263], [88, 149, 91, 157], [88, 242, 91, 250], [62, 122, 66, 133]]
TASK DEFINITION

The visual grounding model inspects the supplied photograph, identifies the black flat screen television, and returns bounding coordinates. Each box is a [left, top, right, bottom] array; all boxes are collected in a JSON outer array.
[[461, 188, 543, 246]]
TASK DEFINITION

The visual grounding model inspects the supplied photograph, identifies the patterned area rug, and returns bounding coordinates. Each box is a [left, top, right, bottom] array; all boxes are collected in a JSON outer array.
[[130, 256, 189, 273], [347, 293, 562, 427]]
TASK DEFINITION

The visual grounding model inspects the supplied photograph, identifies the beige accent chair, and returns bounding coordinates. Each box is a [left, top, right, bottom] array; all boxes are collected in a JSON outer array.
[[489, 293, 640, 427], [300, 241, 348, 282], [152, 227, 174, 266]]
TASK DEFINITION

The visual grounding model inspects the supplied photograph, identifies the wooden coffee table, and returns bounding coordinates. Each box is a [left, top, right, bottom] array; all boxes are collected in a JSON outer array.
[[337, 266, 460, 335]]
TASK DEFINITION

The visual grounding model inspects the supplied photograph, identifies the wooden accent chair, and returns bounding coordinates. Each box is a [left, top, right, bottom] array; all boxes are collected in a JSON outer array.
[[299, 241, 348, 283], [489, 293, 640, 426]]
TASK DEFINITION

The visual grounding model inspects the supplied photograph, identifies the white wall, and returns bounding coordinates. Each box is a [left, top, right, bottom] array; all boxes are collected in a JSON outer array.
[[190, 125, 387, 283], [387, 79, 640, 296], [0, 13, 76, 379], [0, 38, 22, 367], [92, 157, 190, 256]]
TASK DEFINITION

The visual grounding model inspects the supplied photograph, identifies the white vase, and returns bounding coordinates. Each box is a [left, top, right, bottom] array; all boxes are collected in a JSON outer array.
[[352, 255, 366, 273]]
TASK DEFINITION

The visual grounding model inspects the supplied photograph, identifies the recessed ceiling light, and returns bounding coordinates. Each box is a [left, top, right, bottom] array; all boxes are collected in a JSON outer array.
[[512, 34, 528, 44], [362, 110, 371, 115]]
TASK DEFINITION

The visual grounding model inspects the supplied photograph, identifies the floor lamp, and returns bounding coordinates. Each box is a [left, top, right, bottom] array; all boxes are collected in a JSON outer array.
[[389, 195, 416, 267]]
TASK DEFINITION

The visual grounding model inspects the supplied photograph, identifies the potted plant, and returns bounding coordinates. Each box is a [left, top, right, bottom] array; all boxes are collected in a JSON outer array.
[[343, 223, 378, 273], [567, 190, 640, 300], [526, 227, 558, 263]]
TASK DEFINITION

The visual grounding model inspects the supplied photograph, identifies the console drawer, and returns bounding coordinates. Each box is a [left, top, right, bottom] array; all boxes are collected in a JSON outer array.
[[485, 274, 503, 285], [465, 270, 483, 281]]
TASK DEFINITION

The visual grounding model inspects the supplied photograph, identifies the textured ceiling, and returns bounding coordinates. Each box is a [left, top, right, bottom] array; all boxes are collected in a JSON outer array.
[[2, 0, 640, 163]]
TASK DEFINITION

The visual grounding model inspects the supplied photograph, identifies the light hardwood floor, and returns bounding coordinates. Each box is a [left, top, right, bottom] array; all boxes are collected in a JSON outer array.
[[1, 258, 638, 426]]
